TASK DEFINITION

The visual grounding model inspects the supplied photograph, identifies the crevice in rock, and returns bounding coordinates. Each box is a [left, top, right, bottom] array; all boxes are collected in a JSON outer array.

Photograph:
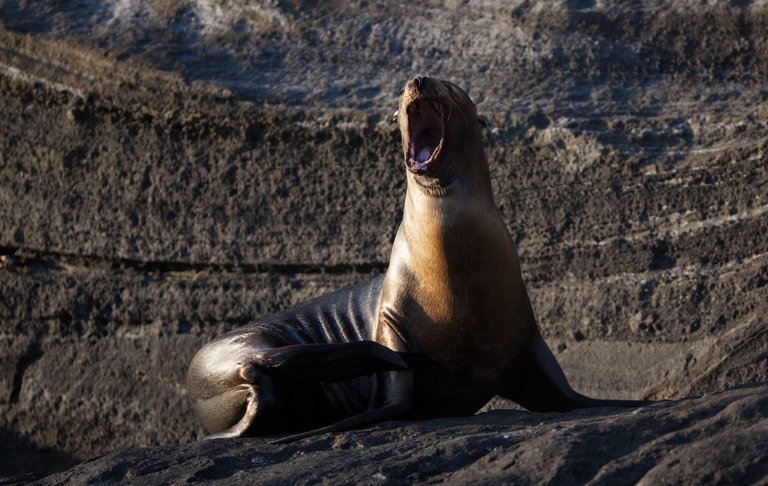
[[10, 341, 43, 404], [0, 245, 387, 276]]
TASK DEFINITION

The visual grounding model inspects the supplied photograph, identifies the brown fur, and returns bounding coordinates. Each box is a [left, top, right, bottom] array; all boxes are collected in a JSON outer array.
[[378, 78, 538, 416]]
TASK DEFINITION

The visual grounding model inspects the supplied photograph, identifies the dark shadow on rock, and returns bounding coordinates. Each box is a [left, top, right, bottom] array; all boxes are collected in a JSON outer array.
[[0, 428, 80, 481]]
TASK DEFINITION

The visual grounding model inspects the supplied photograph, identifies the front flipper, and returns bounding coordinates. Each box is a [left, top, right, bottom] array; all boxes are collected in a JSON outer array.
[[254, 341, 412, 382], [504, 335, 649, 412]]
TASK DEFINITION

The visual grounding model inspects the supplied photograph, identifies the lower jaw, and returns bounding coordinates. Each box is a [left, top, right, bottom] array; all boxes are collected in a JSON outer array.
[[407, 160, 436, 176], [408, 162, 432, 175], [407, 149, 443, 175]]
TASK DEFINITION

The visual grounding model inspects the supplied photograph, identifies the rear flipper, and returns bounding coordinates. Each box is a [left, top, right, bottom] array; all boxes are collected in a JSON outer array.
[[204, 341, 419, 440], [503, 336, 649, 412], [205, 387, 262, 440], [271, 364, 415, 444], [253, 340, 415, 382]]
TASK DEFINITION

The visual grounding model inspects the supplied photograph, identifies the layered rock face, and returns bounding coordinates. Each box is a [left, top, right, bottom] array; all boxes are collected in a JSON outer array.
[[1, 1, 766, 483]]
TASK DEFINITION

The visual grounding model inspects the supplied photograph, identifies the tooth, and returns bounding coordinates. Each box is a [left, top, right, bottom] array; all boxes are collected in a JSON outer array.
[[418, 147, 431, 163]]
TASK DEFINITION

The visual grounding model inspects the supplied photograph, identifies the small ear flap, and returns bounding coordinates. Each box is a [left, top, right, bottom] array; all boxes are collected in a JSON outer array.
[[391, 110, 399, 122], [478, 115, 488, 128]]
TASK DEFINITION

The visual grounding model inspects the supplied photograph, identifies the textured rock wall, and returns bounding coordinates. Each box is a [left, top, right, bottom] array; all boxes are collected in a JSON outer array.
[[1, 1, 766, 480]]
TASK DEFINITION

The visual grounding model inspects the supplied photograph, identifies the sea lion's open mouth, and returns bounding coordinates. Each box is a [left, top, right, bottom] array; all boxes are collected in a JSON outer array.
[[406, 100, 444, 174]]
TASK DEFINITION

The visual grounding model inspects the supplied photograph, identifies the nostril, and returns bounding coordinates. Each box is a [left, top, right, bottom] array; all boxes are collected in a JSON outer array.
[[413, 76, 428, 91]]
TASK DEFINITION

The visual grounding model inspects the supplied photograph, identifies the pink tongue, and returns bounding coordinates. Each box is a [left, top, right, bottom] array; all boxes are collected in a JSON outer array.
[[417, 147, 431, 163]]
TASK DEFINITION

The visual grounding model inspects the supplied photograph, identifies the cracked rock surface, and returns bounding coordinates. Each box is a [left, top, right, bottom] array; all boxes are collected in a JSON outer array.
[[1, 1, 767, 483], [28, 385, 768, 485]]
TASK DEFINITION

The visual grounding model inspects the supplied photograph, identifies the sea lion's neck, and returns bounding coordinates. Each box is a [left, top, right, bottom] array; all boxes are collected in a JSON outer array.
[[399, 154, 504, 272], [388, 157, 516, 326]]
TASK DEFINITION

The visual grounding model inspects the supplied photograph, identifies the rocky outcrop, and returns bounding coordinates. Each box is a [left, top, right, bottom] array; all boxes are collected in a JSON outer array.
[[20, 384, 768, 485]]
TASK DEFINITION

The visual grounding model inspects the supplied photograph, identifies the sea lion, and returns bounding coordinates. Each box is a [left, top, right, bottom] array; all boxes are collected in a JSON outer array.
[[187, 76, 646, 441]]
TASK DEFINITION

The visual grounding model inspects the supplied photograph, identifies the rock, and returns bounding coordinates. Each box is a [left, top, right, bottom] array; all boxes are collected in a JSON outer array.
[[18, 384, 768, 485]]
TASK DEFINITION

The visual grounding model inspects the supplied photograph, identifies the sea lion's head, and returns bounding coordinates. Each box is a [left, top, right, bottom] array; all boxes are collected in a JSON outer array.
[[396, 77, 486, 185]]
